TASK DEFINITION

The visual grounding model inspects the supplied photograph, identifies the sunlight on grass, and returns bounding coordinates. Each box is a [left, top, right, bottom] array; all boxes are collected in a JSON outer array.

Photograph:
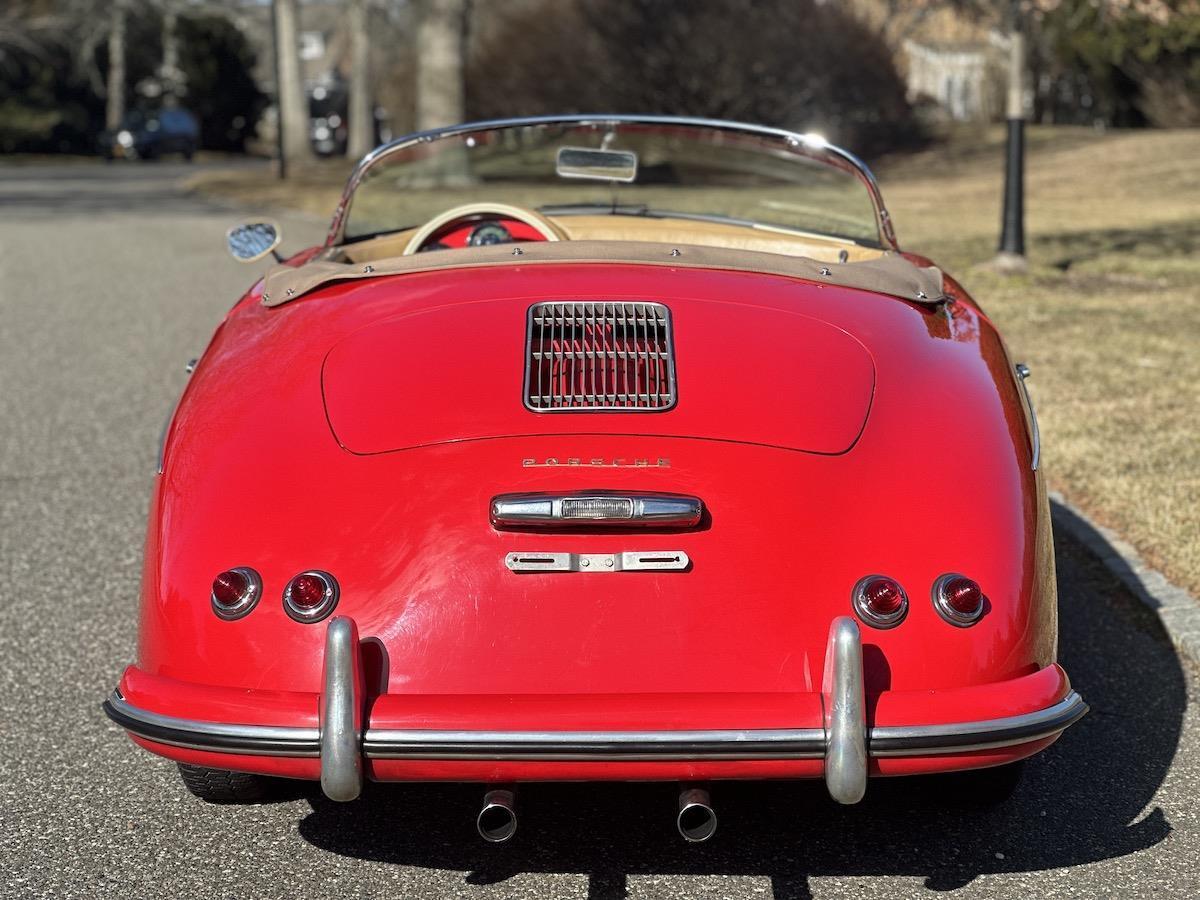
[[880, 126, 1199, 594]]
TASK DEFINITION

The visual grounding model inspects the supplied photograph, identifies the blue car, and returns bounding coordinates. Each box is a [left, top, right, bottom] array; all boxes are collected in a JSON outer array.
[[102, 108, 200, 161]]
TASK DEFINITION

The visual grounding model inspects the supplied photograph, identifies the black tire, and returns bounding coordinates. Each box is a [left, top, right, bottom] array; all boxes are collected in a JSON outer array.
[[940, 760, 1026, 808], [177, 763, 270, 803]]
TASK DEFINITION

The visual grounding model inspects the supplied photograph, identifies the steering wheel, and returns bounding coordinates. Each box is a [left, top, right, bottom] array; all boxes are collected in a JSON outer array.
[[402, 202, 566, 255]]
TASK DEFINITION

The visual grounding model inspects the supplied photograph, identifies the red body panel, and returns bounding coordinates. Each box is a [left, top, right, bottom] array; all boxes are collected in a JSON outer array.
[[129, 256, 1058, 783], [322, 298, 875, 454]]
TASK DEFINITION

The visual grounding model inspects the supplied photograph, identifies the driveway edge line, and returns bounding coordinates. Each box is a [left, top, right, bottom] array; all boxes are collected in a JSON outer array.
[[1051, 490, 1200, 666]]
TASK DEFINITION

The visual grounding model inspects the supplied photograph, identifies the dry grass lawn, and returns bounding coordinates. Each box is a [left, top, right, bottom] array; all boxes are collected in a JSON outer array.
[[189, 126, 1200, 595], [880, 126, 1199, 595]]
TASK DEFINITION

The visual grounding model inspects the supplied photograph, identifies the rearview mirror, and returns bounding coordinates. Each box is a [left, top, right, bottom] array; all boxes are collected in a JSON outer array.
[[556, 147, 638, 183], [226, 221, 281, 262]]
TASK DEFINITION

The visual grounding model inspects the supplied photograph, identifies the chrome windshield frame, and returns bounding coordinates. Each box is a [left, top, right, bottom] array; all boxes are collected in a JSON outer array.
[[323, 114, 899, 251]]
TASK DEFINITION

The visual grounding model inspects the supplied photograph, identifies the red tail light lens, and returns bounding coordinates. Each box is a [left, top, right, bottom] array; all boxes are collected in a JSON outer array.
[[933, 573, 985, 626], [852, 575, 908, 628], [210, 567, 261, 620], [283, 570, 339, 623], [289, 575, 327, 609]]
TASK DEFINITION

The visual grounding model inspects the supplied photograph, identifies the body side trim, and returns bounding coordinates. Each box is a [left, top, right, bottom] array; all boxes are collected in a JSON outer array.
[[104, 690, 1086, 762]]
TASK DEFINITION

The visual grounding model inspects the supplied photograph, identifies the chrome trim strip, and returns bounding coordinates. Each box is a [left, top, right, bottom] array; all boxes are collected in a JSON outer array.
[[104, 689, 1087, 763], [101, 690, 320, 757], [869, 691, 1088, 756], [823, 616, 868, 804], [320, 616, 363, 801], [492, 492, 703, 528], [1015, 362, 1040, 471], [364, 691, 1086, 761], [504, 550, 691, 573], [364, 727, 827, 760], [326, 115, 899, 250]]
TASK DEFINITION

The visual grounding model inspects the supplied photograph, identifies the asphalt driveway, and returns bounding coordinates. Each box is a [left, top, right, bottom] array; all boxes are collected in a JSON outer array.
[[0, 161, 1196, 899]]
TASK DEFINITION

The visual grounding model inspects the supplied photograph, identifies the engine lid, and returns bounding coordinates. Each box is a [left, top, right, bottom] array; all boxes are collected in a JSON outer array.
[[321, 297, 874, 455]]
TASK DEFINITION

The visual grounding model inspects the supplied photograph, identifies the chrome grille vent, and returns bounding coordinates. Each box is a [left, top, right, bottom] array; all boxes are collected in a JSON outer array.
[[524, 302, 676, 411]]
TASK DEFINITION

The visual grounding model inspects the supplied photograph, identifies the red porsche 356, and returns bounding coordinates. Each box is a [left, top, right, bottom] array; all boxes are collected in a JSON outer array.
[[104, 116, 1086, 843]]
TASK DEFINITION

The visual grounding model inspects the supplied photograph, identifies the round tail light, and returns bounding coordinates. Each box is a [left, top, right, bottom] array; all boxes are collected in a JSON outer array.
[[851, 575, 908, 629], [933, 573, 985, 626], [283, 570, 339, 623], [210, 567, 262, 620]]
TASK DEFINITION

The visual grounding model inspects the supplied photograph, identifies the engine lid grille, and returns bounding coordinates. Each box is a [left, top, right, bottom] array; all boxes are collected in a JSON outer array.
[[524, 301, 676, 412]]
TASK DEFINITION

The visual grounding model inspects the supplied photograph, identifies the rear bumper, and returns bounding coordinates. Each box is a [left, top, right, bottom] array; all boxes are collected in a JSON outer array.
[[103, 616, 1087, 803]]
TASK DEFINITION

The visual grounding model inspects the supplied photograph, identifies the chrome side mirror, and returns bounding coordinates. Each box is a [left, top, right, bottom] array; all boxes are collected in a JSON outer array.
[[226, 220, 281, 263]]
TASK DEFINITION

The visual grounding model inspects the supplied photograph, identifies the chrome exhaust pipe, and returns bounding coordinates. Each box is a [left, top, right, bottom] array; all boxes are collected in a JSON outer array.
[[676, 785, 717, 843], [476, 786, 518, 843]]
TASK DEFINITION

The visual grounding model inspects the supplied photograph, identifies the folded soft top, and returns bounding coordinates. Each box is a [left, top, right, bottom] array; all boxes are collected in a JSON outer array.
[[261, 240, 945, 307]]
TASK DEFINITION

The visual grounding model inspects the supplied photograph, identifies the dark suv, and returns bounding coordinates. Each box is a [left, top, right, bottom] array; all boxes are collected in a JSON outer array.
[[101, 108, 200, 161]]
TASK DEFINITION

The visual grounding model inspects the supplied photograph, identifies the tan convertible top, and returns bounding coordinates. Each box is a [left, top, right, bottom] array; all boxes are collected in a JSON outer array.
[[261, 240, 945, 308]]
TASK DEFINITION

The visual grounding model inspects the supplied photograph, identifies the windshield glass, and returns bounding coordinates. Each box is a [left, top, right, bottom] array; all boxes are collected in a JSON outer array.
[[341, 121, 883, 246]]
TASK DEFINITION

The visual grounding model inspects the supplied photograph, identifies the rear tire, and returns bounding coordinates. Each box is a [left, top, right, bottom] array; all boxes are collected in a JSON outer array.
[[177, 763, 270, 803]]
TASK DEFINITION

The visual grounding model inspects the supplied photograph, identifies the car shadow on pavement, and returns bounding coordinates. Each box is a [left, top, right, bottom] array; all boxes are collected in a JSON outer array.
[[297, 509, 1186, 898]]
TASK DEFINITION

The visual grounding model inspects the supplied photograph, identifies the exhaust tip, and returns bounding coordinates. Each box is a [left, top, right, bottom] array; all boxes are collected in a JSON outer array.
[[677, 786, 717, 843], [477, 788, 518, 843]]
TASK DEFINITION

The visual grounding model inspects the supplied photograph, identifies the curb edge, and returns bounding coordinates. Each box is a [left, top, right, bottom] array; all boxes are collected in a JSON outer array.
[[1051, 490, 1200, 667]]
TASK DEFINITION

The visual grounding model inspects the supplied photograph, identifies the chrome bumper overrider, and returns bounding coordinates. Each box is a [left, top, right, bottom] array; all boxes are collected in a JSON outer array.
[[102, 616, 1088, 805]]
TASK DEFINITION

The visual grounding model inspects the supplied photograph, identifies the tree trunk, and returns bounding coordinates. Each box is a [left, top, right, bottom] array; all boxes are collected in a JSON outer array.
[[274, 0, 313, 167], [347, 0, 373, 159], [416, 0, 467, 131], [161, 1, 180, 107], [105, 0, 127, 131]]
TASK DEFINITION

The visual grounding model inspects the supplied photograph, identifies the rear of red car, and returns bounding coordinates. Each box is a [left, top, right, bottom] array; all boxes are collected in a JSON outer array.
[[105, 260, 1085, 835]]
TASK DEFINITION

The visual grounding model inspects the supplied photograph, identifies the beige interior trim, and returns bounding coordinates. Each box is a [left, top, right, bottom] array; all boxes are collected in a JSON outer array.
[[341, 214, 883, 265], [551, 216, 883, 262], [263, 240, 945, 308], [400, 203, 566, 255]]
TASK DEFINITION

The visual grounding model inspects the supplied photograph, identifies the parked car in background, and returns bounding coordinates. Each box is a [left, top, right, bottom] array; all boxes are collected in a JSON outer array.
[[103, 115, 1087, 844], [100, 108, 200, 161], [308, 82, 389, 157]]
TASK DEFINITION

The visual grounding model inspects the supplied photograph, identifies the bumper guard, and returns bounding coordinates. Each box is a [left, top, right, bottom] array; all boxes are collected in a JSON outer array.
[[103, 615, 1088, 804]]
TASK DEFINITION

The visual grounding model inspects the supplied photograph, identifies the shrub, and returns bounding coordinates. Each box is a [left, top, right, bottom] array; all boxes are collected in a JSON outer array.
[[1038, 0, 1200, 127]]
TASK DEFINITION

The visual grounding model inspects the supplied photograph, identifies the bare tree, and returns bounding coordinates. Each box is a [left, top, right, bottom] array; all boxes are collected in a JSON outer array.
[[161, 0, 180, 107], [0, 2, 56, 63], [415, 0, 466, 131], [105, 0, 127, 130], [347, 0, 373, 158], [274, 0, 313, 167]]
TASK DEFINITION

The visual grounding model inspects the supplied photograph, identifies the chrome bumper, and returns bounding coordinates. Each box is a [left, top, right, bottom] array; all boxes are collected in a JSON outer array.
[[102, 616, 1088, 804]]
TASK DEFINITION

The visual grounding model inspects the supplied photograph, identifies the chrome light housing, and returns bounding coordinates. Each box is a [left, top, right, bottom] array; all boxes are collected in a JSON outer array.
[[932, 573, 985, 626], [283, 570, 340, 623], [210, 567, 262, 621], [851, 574, 909, 629]]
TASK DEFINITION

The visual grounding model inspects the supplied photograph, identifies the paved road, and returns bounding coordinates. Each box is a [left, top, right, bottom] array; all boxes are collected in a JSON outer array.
[[1, 161, 1197, 899]]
